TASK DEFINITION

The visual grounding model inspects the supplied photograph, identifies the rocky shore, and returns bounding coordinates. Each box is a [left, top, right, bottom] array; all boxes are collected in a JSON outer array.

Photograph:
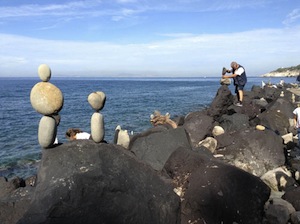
[[2, 81, 300, 223]]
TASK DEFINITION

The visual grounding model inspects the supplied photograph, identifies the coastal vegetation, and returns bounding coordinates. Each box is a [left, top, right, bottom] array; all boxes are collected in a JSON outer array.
[[262, 64, 300, 77], [272, 64, 300, 73]]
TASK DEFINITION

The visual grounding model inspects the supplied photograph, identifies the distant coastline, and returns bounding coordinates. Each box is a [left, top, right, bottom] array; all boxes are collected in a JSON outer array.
[[262, 64, 300, 77]]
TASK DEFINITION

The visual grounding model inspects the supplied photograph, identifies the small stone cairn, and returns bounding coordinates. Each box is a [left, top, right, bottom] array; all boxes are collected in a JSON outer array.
[[87, 91, 106, 143], [30, 64, 64, 148], [220, 67, 231, 85]]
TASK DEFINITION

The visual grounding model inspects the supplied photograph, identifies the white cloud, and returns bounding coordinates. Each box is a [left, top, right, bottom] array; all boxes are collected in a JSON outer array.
[[0, 25, 299, 77], [283, 8, 300, 26]]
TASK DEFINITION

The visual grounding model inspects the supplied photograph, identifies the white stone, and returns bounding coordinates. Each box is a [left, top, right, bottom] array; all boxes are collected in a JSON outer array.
[[282, 133, 293, 144], [91, 112, 104, 143], [115, 125, 130, 149], [30, 82, 64, 115], [197, 137, 217, 153], [261, 166, 292, 191], [256, 125, 266, 131], [38, 115, 57, 148], [212, 126, 225, 136], [88, 91, 106, 111], [38, 64, 51, 82]]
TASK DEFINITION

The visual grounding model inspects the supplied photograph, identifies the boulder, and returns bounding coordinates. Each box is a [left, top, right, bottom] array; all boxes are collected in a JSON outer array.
[[251, 85, 265, 99], [264, 198, 293, 224], [17, 141, 180, 224], [183, 111, 214, 147], [291, 211, 300, 224], [0, 176, 25, 198], [260, 166, 296, 192], [164, 147, 270, 224], [264, 86, 281, 102], [0, 187, 35, 224], [257, 97, 294, 135], [207, 85, 234, 119], [129, 127, 191, 171], [283, 187, 300, 211], [219, 113, 250, 132], [215, 129, 285, 176]]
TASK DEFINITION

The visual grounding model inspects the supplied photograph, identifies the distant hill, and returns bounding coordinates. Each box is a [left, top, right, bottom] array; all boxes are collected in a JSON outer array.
[[262, 64, 300, 77]]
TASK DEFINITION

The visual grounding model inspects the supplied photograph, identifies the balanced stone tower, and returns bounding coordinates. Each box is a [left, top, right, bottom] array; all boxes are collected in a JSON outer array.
[[88, 91, 106, 143], [30, 64, 64, 148]]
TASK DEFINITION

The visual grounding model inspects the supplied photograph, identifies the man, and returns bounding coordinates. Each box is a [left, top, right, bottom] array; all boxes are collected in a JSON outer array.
[[222, 61, 247, 107]]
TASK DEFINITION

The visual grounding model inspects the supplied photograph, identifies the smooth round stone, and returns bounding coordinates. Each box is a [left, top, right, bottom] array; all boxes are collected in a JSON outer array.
[[38, 116, 57, 148], [88, 91, 106, 111], [212, 126, 225, 136], [38, 64, 51, 82], [91, 112, 104, 143], [30, 82, 64, 115], [256, 125, 266, 131]]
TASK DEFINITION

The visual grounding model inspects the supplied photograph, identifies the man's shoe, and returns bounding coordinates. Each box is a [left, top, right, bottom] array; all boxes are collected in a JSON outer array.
[[234, 102, 243, 107]]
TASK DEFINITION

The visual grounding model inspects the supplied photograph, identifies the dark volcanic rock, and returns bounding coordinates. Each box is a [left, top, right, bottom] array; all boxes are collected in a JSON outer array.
[[283, 187, 300, 211], [257, 97, 294, 135], [164, 147, 270, 224], [183, 111, 214, 147], [264, 86, 281, 102], [0, 185, 34, 224], [17, 141, 180, 224], [219, 113, 250, 131], [207, 85, 234, 119], [215, 128, 285, 176], [129, 127, 192, 171]]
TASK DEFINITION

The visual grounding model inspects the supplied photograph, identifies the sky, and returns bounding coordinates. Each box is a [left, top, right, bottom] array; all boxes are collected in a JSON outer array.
[[0, 0, 300, 77]]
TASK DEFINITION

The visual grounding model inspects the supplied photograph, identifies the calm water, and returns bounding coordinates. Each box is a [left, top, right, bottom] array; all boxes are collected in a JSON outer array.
[[0, 76, 296, 179]]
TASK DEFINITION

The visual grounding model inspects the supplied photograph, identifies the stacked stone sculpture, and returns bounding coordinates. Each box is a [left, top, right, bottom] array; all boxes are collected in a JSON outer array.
[[30, 64, 64, 148], [220, 67, 231, 85], [88, 91, 106, 143]]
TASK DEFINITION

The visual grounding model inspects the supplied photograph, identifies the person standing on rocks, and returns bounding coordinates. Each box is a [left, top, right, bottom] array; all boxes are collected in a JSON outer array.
[[293, 102, 300, 146], [222, 61, 247, 107]]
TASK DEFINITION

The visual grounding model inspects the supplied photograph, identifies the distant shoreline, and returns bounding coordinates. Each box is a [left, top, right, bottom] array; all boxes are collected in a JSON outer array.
[[261, 70, 300, 77]]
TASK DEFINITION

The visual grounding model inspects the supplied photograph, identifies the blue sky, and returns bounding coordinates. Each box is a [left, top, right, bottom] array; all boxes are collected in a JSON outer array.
[[0, 0, 299, 77]]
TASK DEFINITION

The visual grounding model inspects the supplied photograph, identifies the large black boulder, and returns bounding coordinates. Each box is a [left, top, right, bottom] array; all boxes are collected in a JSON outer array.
[[129, 126, 192, 171], [257, 97, 294, 135], [164, 147, 270, 224], [183, 111, 214, 147], [219, 113, 250, 132], [0, 186, 34, 224], [207, 85, 234, 119], [17, 141, 180, 224], [215, 128, 285, 177]]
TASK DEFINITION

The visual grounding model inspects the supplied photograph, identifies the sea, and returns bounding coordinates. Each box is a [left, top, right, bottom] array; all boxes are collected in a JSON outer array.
[[0, 76, 297, 179]]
